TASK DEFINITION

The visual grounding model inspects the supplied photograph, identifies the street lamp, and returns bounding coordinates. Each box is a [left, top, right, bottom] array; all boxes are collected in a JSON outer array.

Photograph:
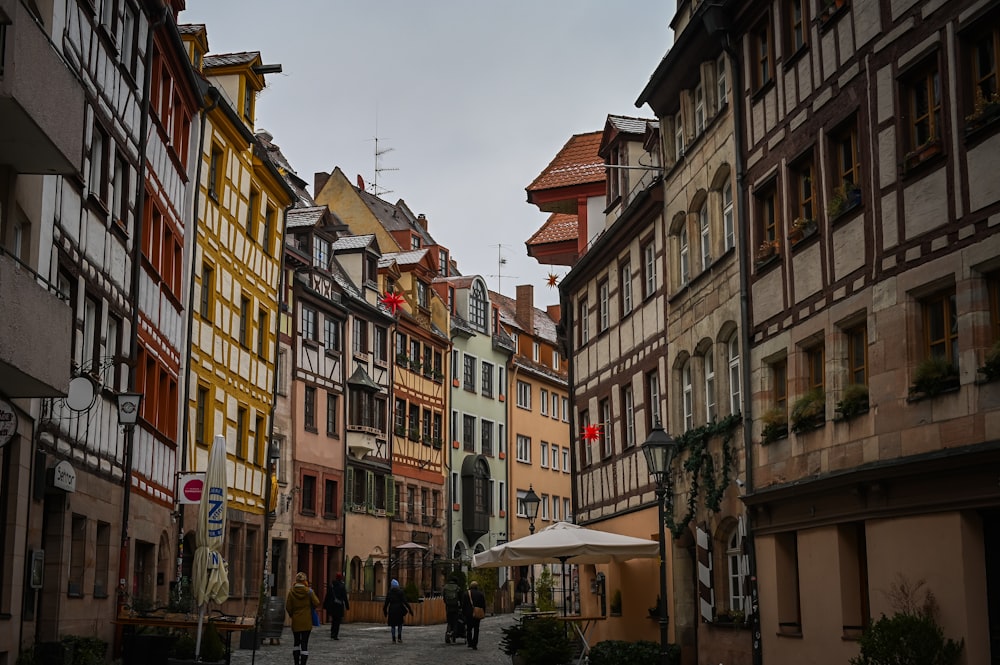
[[641, 420, 678, 665], [115, 391, 143, 613], [523, 485, 541, 608]]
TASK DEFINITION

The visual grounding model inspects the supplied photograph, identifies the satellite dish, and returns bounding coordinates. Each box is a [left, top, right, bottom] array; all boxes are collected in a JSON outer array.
[[357, 174, 365, 190], [65, 376, 97, 412]]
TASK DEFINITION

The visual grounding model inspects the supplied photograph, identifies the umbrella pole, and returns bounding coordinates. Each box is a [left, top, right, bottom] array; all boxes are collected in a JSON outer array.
[[195, 603, 206, 659]]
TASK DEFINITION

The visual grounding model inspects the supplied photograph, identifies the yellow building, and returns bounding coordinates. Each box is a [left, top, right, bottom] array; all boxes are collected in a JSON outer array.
[[180, 27, 294, 608]]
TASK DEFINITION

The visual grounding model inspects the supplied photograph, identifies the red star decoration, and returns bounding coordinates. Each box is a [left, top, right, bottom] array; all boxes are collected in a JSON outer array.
[[379, 291, 406, 315], [582, 423, 602, 442], [546, 272, 559, 288]]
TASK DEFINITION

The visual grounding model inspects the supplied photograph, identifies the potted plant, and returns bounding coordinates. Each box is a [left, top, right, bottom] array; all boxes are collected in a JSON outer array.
[[395, 352, 409, 366], [903, 137, 942, 171], [760, 406, 788, 444], [394, 425, 406, 437], [756, 239, 780, 264], [408, 427, 421, 441], [910, 356, 959, 398], [965, 88, 1000, 133], [409, 359, 422, 372], [788, 217, 817, 244], [500, 616, 574, 665], [978, 339, 1000, 382], [790, 387, 826, 433], [835, 383, 870, 419], [827, 181, 861, 219]]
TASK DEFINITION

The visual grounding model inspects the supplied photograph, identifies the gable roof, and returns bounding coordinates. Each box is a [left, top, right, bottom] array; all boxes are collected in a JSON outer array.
[[526, 132, 605, 193], [331, 234, 378, 252], [203, 51, 261, 68], [526, 213, 579, 246]]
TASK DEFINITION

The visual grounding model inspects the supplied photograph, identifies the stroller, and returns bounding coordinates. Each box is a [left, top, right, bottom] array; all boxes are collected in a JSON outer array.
[[445, 610, 466, 644]]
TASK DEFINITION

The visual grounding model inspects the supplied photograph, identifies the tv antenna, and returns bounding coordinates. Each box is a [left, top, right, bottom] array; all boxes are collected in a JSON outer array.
[[486, 244, 519, 293], [368, 112, 398, 198]]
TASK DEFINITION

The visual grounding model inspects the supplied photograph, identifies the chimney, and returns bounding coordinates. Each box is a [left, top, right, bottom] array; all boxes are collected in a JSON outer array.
[[547, 304, 561, 323], [314, 171, 330, 195], [515, 284, 535, 335], [416, 213, 428, 230]]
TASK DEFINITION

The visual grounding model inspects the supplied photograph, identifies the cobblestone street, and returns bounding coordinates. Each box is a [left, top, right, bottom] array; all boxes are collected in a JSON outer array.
[[231, 615, 517, 665]]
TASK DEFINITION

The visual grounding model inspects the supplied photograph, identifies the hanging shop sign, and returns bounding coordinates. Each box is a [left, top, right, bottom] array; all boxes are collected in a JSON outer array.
[[0, 399, 18, 448]]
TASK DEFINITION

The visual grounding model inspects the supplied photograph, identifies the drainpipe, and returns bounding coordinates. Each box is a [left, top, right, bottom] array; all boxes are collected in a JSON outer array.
[[117, 3, 167, 620]]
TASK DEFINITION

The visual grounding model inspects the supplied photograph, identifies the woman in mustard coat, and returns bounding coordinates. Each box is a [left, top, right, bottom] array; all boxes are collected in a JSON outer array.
[[285, 572, 320, 665]]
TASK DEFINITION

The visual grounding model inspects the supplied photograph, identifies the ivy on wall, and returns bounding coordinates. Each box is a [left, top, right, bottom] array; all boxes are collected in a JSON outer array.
[[663, 413, 741, 538]]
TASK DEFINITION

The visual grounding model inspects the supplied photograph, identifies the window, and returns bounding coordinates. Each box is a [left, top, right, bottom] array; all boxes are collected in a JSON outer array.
[[579, 409, 592, 466], [969, 21, 1000, 112], [620, 262, 632, 315], [463, 414, 476, 452], [263, 205, 274, 256], [416, 280, 429, 309], [727, 525, 748, 613], [699, 203, 711, 269], [324, 479, 338, 517], [470, 280, 488, 331], [239, 296, 250, 347], [622, 385, 635, 448], [807, 345, 825, 391], [236, 406, 248, 459], [112, 153, 128, 225], [752, 17, 774, 91], [68, 514, 86, 596], [674, 113, 685, 160], [302, 475, 316, 514], [540, 389, 549, 416], [326, 392, 338, 436], [541, 494, 550, 521], [989, 273, 1000, 343], [682, 361, 693, 432], [257, 310, 267, 357], [451, 348, 460, 379], [533, 341, 541, 362], [578, 298, 590, 345], [464, 354, 477, 392], [209, 144, 223, 199], [540, 441, 549, 468], [254, 415, 265, 464], [433, 411, 442, 443], [325, 318, 341, 353], [598, 279, 610, 331], [552, 392, 559, 420], [247, 188, 259, 238], [772, 358, 788, 412], [552, 444, 560, 470], [705, 347, 717, 422], [516, 381, 531, 410], [695, 81, 705, 134], [830, 119, 860, 191], [645, 371, 662, 431], [923, 290, 958, 366], [94, 522, 110, 597], [600, 398, 612, 458], [775, 531, 802, 633], [301, 306, 317, 342], [313, 237, 329, 270], [553, 354, 560, 371], [838, 523, 870, 639], [121, 2, 138, 76], [643, 241, 657, 298], [90, 123, 109, 203], [498, 424, 506, 456], [552, 495, 561, 521], [82, 293, 100, 371], [562, 396, 569, 422], [196, 385, 210, 445], [679, 223, 690, 284], [304, 386, 316, 431], [846, 324, 868, 385], [790, 154, 815, 225], [243, 81, 254, 121], [500, 367, 506, 398], [904, 58, 942, 150], [564, 497, 572, 522], [757, 183, 780, 248], [723, 183, 735, 251], [728, 335, 741, 415], [481, 361, 494, 397], [475, 419, 490, 456], [717, 55, 728, 108], [375, 326, 388, 363], [516, 434, 531, 463], [562, 447, 570, 472], [352, 319, 368, 355], [785, 0, 808, 53]]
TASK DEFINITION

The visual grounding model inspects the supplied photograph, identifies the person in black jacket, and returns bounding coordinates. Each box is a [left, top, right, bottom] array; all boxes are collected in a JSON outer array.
[[461, 580, 487, 650], [323, 573, 350, 639], [382, 579, 412, 643]]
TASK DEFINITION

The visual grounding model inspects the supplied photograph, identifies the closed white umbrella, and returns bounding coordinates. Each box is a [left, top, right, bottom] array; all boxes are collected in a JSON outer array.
[[471, 521, 659, 567], [194, 435, 230, 659]]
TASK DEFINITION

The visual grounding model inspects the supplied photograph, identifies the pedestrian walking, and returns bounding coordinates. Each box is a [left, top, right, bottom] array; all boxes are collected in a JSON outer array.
[[442, 574, 464, 643], [323, 572, 350, 639], [462, 579, 487, 650], [285, 571, 321, 665], [382, 579, 412, 643]]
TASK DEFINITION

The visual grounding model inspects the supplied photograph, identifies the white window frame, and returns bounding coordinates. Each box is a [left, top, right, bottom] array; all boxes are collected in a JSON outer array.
[[561, 397, 569, 422], [700, 203, 711, 269], [695, 81, 705, 134], [621, 262, 632, 314], [540, 389, 549, 416], [674, 113, 685, 161], [682, 362, 693, 432], [644, 243, 656, 298], [533, 341, 540, 362], [516, 380, 532, 410], [728, 528, 746, 611], [552, 495, 561, 521], [723, 182, 735, 251], [599, 279, 610, 331], [705, 346, 717, 422], [551, 444, 559, 469], [623, 385, 635, 448], [564, 497, 572, 523], [680, 225, 690, 285], [541, 493, 550, 521], [728, 335, 741, 415], [562, 447, 570, 472], [551, 392, 559, 420], [540, 441, 549, 468], [516, 434, 531, 463]]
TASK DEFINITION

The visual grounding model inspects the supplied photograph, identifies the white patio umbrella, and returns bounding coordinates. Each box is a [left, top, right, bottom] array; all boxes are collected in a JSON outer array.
[[471, 521, 659, 567], [193, 435, 230, 659]]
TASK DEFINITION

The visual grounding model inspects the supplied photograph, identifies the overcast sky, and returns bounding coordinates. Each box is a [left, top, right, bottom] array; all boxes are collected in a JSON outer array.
[[180, 1, 677, 307]]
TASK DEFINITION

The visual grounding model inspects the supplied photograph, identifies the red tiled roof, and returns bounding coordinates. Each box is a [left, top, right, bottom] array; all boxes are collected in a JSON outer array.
[[526, 132, 605, 193], [527, 213, 578, 246]]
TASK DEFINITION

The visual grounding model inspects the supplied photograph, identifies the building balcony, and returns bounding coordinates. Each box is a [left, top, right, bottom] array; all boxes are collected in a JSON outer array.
[[0, 0, 85, 174], [346, 425, 379, 459], [0, 250, 71, 396]]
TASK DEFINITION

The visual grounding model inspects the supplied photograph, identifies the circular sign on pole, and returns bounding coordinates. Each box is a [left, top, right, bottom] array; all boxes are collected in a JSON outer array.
[[0, 399, 18, 448], [178, 473, 206, 504]]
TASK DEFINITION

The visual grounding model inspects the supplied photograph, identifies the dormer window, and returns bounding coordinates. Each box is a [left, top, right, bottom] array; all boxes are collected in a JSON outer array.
[[313, 237, 329, 269], [439, 250, 449, 277], [365, 254, 378, 284], [411, 235, 421, 250], [470, 280, 488, 332], [417, 280, 429, 309], [607, 143, 627, 204], [243, 82, 254, 122]]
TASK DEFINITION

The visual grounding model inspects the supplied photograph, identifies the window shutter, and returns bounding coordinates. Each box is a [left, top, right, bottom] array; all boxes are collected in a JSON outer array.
[[738, 515, 750, 606], [365, 470, 375, 513], [697, 524, 715, 622], [345, 467, 354, 510], [385, 475, 395, 517]]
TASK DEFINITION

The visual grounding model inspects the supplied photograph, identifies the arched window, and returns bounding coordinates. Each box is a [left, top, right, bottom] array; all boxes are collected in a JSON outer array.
[[723, 183, 735, 251], [682, 361, 693, 432], [470, 280, 488, 332], [680, 226, 690, 285], [727, 526, 747, 612], [699, 203, 711, 269], [704, 345, 716, 422], [727, 335, 741, 415]]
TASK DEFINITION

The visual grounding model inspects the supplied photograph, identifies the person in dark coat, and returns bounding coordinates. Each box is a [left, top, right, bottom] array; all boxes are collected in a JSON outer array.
[[461, 579, 487, 650], [323, 572, 350, 639], [382, 579, 412, 643]]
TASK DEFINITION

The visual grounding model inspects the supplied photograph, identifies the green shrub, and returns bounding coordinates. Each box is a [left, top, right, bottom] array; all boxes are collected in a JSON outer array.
[[199, 621, 225, 663], [589, 639, 680, 665], [62, 636, 107, 665], [403, 579, 421, 603], [172, 631, 196, 659], [850, 613, 962, 665], [534, 566, 555, 612], [500, 616, 574, 665]]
